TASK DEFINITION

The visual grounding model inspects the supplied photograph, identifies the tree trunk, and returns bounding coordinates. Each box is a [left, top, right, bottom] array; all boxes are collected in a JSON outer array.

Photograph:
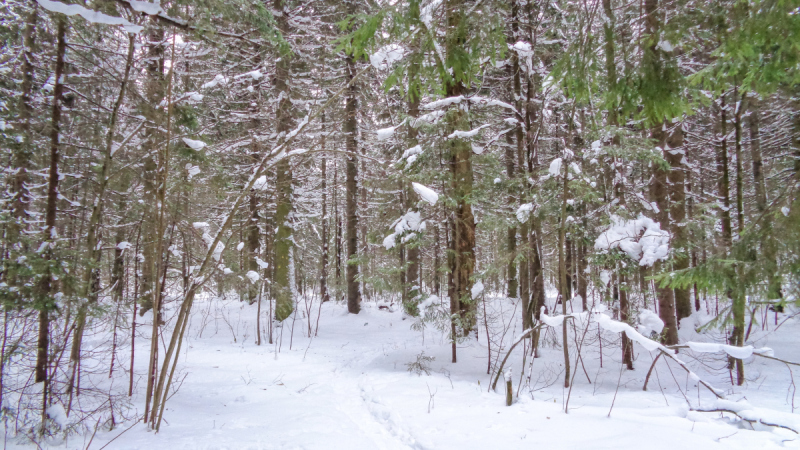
[[273, 0, 295, 321], [35, 17, 66, 411], [733, 88, 745, 234], [748, 97, 781, 301], [642, 0, 679, 345], [139, 24, 165, 318], [320, 114, 330, 303], [345, 45, 361, 314], [445, 2, 477, 336], [405, 26, 422, 308], [447, 215, 457, 362], [665, 125, 690, 321], [557, 152, 571, 386], [142, 22, 166, 426], [335, 161, 342, 289], [651, 125, 679, 346]]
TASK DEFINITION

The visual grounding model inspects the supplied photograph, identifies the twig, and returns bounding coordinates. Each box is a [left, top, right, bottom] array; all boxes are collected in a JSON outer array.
[[607, 357, 625, 417], [97, 416, 141, 450], [642, 352, 662, 392]]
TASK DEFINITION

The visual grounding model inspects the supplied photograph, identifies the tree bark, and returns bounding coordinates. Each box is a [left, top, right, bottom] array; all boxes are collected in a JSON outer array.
[[344, 40, 361, 314], [665, 126, 690, 321], [320, 113, 330, 303], [139, 23, 165, 318], [558, 150, 571, 386], [651, 126, 679, 346], [405, 22, 422, 308], [273, 0, 295, 321], [35, 18, 67, 412], [748, 97, 781, 300], [444, 2, 477, 336]]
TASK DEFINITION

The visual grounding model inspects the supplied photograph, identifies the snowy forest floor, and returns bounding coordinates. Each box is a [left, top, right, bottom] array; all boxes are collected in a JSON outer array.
[[8, 292, 800, 450]]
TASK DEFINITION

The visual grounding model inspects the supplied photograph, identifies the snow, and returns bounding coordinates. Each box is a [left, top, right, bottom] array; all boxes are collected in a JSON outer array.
[[539, 309, 567, 327], [394, 211, 422, 235], [410, 110, 444, 127], [253, 175, 269, 191], [382, 233, 397, 250], [447, 124, 490, 140], [182, 137, 206, 151], [126, 0, 162, 14], [116, 241, 132, 250], [422, 95, 517, 113], [238, 69, 264, 80], [595, 214, 670, 267], [594, 312, 665, 352], [516, 203, 533, 223], [192, 222, 210, 229], [255, 256, 269, 269], [370, 44, 405, 69], [200, 229, 224, 261], [421, 0, 443, 30], [657, 40, 675, 52], [782, 207, 790, 216], [384, 209, 428, 250], [45, 404, 69, 427], [245, 270, 260, 284], [686, 342, 773, 359], [36, 0, 143, 33], [186, 163, 201, 180], [549, 157, 563, 177], [638, 308, 665, 336], [417, 294, 440, 318], [471, 280, 484, 299], [376, 125, 399, 141], [599, 270, 611, 285], [201, 74, 229, 90], [236, 242, 245, 251], [400, 145, 422, 163], [412, 182, 439, 206], [8, 293, 800, 450]]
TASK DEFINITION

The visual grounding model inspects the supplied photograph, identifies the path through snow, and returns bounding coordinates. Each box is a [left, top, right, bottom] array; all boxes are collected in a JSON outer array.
[[31, 297, 800, 449]]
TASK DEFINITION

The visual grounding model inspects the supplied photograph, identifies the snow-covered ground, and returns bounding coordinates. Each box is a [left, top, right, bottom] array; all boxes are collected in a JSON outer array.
[[11, 293, 800, 449]]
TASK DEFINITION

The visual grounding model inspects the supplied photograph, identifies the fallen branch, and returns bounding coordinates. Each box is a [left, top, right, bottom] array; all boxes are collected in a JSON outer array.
[[490, 326, 542, 391], [642, 352, 662, 392], [657, 348, 725, 399], [691, 408, 799, 434]]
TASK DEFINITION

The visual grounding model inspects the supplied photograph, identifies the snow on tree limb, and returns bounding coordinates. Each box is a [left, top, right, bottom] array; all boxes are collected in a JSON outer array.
[[412, 182, 439, 206], [37, 0, 143, 33]]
